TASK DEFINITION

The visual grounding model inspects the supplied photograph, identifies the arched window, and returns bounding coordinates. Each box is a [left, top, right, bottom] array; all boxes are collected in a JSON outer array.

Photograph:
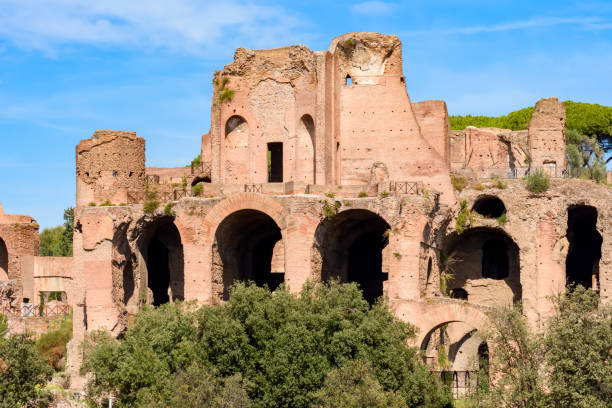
[[566, 205, 602, 289], [345, 74, 352, 85], [224, 115, 249, 183], [297, 114, 315, 184], [0, 237, 8, 281], [472, 196, 506, 219]]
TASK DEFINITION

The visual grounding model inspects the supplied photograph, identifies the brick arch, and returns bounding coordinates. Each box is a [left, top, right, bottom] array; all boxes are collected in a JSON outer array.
[[203, 193, 288, 244], [415, 302, 491, 348]]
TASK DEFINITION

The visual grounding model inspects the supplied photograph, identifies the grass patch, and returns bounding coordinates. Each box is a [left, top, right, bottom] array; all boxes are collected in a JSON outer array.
[[358, 191, 367, 198], [451, 174, 467, 191], [88, 202, 96, 207], [164, 202, 175, 216], [144, 200, 160, 214], [192, 183, 204, 197], [380, 191, 389, 198], [497, 213, 508, 225], [471, 183, 485, 191], [495, 179, 507, 189], [326, 192, 335, 199], [100, 200, 112, 207]]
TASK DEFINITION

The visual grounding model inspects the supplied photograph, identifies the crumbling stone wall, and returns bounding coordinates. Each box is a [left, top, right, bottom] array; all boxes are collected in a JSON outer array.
[[0, 208, 39, 284], [76, 131, 146, 207], [529, 97, 567, 173]]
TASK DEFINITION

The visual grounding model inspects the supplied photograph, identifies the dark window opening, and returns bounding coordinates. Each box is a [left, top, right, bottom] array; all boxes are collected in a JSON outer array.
[[23, 298, 30, 304], [345, 75, 352, 85], [215, 210, 284, 300], [450, 288, 468, 300], [478, 343, 490, 392], [482, 238, 509, 279], [142, 221, 184, 307], [316, 210, 390, 305], [0, 238, 8, 281], [112, 170, 118, 177], [566, 205, 602, 289], [267, 142, 283, 182], [191, 175, 211, 185], [473, 196, 506, 219]]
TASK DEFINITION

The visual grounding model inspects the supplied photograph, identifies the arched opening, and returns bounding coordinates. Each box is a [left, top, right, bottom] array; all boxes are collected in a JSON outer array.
[[297, 114, 315, 184], [450, 288, 468, 300], [421, 322, 487, 398], [345, 74, 352, 85], [224, 115, 249, 183], [267, 142, 283, 182], [214, 210, 283, 300], [191, 175, 211, 185], [139, 219, 184, 306], [444, 227, 520, 306], [482, 238, 509, 279], [472, 196, 506, 219], [314, 209, 390, 305], [566, 205, 602, 289], [0, 237, 8, 281]]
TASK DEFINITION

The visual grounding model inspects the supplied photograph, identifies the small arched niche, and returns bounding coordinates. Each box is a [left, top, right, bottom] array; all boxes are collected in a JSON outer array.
[[296, 114, 315, 184], [0, 237, 8, 281], [472, 195, 506, 219], [224, 115, 249, 183]]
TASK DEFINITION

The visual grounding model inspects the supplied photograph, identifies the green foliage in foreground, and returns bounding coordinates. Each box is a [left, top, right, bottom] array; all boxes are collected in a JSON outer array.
[[81, 282, 452, 408], [479, 286, 612, 408], [0, 316, 54, 408], [36, 314, 73, 372]]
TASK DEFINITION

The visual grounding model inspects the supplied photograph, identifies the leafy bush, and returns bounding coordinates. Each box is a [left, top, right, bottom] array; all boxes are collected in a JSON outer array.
[[36, 314, 73, 371], [187, 155, 201, 168], [358, 191, 368, 198], [526, 168, 551, 193], [456, 200, 471, 234], [496, 213, 507, 225], [0, 321, 54, 407], [192, 183, 204, 197], [164, 202, 175, 216], [495, 180, 506, 189], [81, 282, 452, 408], [100, 200, 113, 206]]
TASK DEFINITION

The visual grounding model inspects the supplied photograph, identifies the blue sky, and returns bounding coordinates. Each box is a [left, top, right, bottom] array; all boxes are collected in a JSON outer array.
[[0, 0, 611, 229]]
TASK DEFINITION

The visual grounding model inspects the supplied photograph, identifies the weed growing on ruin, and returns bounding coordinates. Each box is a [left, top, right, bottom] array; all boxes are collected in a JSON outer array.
[[421, 186, 431, 200], [526, 168, 550, 193], [192, 183, 204, 197], [326, 192, 335, 199], [164, 202, 175, 216], [323, 201, 342, 218], [439, 271, 454, 295], [217, 76, 235, 103], [380, 191, 389, 198], [88, 202, 96, 207], [456, 200, 471, 234], [393, 252, 402, 260], [344, 38, 356, 46], [451, 174, 467, 191], [495, 179, 507, 189], [497, 213, 507, 225], [144, 200, 160, 214], [471, 183, 485, 191], [100, 200, 112, 206], [358, 191, 367, 198], [36, 314, 73, 371]]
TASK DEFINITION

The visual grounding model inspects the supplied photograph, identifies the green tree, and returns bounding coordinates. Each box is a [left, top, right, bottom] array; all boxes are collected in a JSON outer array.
[[39, 226, 64, 256], [311, 360, 406, 408], [566, 129, 608, 182], [543, 287, 612, 408], [81, 282, 452, 408], [0, 320, 54, 408], [59, 207, 74, 257]]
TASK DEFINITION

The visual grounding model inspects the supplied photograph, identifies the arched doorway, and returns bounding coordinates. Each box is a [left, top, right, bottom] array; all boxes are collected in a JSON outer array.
[[296, 114, 315, 184], [472, 195, 506, 219], [138, 218, 184, 306], [214, 210, 284, 300], [421, 321, 488, 398], [443, 227, 521, 306], [314, 209, 390, 304], [0, 237, 8, 281], [566, 205, 602, 289]]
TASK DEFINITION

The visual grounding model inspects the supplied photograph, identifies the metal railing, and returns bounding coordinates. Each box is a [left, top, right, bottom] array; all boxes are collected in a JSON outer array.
[[1, 303, 71, 317], [191, 161, 212, 176], [458, 165, 570, 180], [434, 370, 479, 399], [389, 181, 420, 195]]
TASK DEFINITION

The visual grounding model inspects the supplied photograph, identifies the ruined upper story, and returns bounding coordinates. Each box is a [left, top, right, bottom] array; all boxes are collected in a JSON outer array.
[[74, 33, 568, 209]]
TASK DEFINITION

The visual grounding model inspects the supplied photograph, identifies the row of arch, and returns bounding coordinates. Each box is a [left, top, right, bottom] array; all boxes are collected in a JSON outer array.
[[137, 199, 603, 308], [224, 114, 316, 184]]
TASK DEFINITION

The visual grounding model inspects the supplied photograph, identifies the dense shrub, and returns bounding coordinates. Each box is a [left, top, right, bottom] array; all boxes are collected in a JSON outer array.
[[81, 282, 452, 408], [0, 316, 54, 408], [36, 314, 73, 371], [526, 168, 550, 193]]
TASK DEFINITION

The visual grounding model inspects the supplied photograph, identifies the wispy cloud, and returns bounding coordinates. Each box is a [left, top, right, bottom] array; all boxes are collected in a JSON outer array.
[[0, 0, 307, 56], [351, 1, 396, 15], [402, 16, 609, 36]]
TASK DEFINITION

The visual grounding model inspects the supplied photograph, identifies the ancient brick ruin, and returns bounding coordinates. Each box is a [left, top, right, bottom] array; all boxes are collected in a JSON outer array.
[[1, 32, 610, 393]]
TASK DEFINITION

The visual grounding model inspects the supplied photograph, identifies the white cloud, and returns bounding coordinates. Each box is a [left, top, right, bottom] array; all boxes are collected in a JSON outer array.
[[351, 1, 396, 15], [0, 0, 307, 56], [402, 16, 609, 36]]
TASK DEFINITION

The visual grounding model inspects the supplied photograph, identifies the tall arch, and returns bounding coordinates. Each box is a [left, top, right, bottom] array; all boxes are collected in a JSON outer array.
[[296, 114, 315, 184], [314, 209, 390, 304], [213, 209, 284, 300], [224, 115, 249, 183], [566, 205, 602, 289], [138, 218, 184, 306], [443, 227, 521, 306], [0, 237, 8, 281]]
